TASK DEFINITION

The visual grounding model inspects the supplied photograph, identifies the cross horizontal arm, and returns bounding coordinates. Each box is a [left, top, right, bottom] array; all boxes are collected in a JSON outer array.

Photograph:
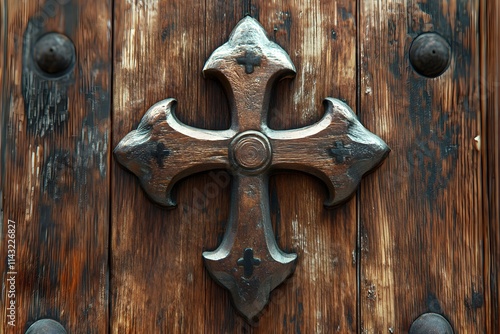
[[264, 98, 390, 206], [114, 98, 235, 207]]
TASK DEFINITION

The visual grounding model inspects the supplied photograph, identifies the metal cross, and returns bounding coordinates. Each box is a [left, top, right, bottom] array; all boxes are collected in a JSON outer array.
[[114, 17, 389, 322]]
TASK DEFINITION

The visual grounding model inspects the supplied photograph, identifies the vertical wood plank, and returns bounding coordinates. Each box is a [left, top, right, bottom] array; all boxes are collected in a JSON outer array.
[[359, 0, 485, 332], [482, 0, 500, 331], [0, 0, 111, 333], [253, 1, 358, 332], [112, 1, 246, 332]]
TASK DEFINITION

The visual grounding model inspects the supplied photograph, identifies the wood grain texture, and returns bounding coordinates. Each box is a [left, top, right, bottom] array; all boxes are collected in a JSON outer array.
[[0, 0, 111, 333], [112, 0, 358, 332], [359, 0, 485, 332], [1, 1, 490, 332], [112, 1, 247, 333], [482, 0, 500, 331], [254, 4, 360, 329], [237, 3, 359, 330]]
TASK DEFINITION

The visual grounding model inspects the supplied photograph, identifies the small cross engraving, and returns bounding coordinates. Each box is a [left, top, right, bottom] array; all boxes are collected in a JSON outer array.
[[330, 141, 351, 163], [236, 50, 261, 74], [115, 17, 389, 322], [151, 142, 170, 167], [237, 248, 261, 278]]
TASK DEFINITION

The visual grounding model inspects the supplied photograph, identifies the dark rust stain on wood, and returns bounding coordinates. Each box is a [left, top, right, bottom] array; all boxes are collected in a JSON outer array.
[[22, 14, 77, 137]]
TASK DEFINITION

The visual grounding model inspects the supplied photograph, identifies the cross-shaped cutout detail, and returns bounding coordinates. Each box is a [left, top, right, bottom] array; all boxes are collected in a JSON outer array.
[[237, 248, 261, 278], [330, 141, 352, 163], [115, 16, 389, 322], [236, 50, 262, 74]]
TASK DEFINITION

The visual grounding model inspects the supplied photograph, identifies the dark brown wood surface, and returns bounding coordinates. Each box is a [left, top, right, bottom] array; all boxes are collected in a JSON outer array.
[[2, 0, 498, 333], [0, 0, 111, 333], [358, 0, 487, 332]]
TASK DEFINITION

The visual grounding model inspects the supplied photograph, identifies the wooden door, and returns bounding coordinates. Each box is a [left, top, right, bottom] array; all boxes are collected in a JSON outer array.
[[1, 0, 498, 333]]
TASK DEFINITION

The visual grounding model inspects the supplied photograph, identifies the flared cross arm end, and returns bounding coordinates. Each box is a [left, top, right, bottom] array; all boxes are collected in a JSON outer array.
[[268, 98, 391, 207], [114, 98, 232, 207], [315, 98, 391, 206]]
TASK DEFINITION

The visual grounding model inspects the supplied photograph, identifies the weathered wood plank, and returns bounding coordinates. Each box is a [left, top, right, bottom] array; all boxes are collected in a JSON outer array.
[[0, 0, 111, 333], [112, 0, 357, 332], [482, 0, 500, 331], [112, 1, 246, 333], [359, 0, 485, 332], [254, 1, 358, 332]]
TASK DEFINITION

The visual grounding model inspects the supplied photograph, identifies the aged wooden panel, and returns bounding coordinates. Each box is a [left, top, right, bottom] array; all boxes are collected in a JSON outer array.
[[0, 0, 111, 333], [112, 0, 358, 332], [255, 1, 359, 331], [482, 0, 500, 332], [113, 15, 388, 323], [111, 1, 246, 333], [359, 0, 485, 332], [2, 0, 492, 332]]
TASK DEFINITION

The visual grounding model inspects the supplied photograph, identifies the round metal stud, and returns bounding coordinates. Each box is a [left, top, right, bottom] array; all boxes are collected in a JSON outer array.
[[33, 32, 75, 77], [409, 313, 454, 334], [25, 319, 67, 334], [409, 33, 451, 78]]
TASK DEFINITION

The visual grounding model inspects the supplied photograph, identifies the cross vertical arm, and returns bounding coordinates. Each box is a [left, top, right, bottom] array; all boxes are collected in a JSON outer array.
[[203, 173, 297, 321], [202, 17, 296, 132]]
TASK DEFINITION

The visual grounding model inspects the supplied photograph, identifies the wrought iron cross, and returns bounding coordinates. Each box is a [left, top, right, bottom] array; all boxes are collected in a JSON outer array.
[[115, 17, 389, 321]]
